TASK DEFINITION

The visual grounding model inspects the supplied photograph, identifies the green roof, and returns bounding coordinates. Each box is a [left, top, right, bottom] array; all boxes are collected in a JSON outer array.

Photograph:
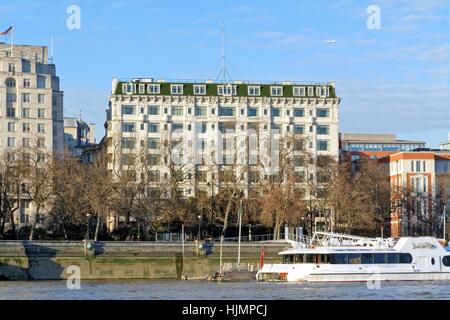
[[114, 81, 338, 98]]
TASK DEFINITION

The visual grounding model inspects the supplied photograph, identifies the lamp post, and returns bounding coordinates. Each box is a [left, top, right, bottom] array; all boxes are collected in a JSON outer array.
[[197, 215, 202, 240], [85, 214, 91, 240], [207, 181, 214, 237]]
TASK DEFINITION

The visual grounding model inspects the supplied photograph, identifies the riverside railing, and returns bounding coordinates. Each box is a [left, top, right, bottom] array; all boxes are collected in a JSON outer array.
[[213, 234, 275, 243]]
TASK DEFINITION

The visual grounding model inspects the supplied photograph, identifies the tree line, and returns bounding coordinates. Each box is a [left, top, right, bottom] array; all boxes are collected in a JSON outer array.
[[0, 136, 447, 241]]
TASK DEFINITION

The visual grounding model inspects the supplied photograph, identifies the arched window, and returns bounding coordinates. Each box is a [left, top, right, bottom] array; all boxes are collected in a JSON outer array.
[[5, 78, 16, 88]]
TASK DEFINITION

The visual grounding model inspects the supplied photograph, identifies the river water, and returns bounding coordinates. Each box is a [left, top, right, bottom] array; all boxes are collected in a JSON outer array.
[[0, 280, 449, 300]]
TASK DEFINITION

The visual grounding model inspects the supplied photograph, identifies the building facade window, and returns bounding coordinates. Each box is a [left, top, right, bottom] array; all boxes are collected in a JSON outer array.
[[218, 85, 236, 96], [218, 122, 236, 133], [317, 125, 330, 135], [23, 123, 31, 132], [22, 93, 31, 103], [170, 84, 183, 95], [293, 125, 305, 134], [194, 85, 206, 95], [22, 108, 30, 118], [293, 87, 306, 97], [7, 93, 16, 102], [121, 138, 135, 149], [6, 78, 16, 87], [247, 107, 258, 117], [147, 84, 160, 94], [271, 108, 281, 117], [218, 106, 235, 117], [316, 108, 330, 117], [122, 123, 136, 132], [23, 79, 31, 88], [37, 75, 46, 89], [195, 106, 207, 116], [37, 138, 45, 148], [7, 122, 15, 132], [271, 86, 283, 96], [293, 108, 305, 117], [148, 105, 159, 115], [37, 124, 45, 133], [172, 106, 184, 116], [148, 138, 160, 149], [148, 123, 159, 133], [38, 109, 45, 118], [23, 138, 30, 147], [248, 86, 260, 96], [22, 60, 31, 73], [172, 123, 184, 132], [317, 140, 329, 151], [122, 105, 135, 115], [38, 94, 46, 103], [7, 137, 16, 147], [6, 107, 16, 117], [8, 63, 15, 73]]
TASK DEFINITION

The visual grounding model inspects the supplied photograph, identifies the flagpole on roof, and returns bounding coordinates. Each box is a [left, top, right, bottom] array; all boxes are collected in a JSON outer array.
[[10, 27, 13, 57]]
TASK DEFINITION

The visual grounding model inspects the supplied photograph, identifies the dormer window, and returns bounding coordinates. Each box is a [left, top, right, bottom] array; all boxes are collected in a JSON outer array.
[[171, 84, 183, 95], [307, 87, 314, 96], [122, 83, 134, 94], [194, 85, 206, 95], [271, 86, 283, 97], [248, 86, 260, 96], [147, 84, 160, 94], [318, 86, 326, 97], [218, 85, 236, 96], [139, 84, 145, 94], [293, 86, 306, 97]]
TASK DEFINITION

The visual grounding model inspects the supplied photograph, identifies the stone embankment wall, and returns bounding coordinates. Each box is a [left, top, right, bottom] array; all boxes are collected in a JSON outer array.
[[0, 241, 288, 280]]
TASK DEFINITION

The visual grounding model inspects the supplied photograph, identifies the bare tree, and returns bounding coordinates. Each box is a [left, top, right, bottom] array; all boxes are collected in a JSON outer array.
[[0, 151, 24, 238], [17, 148, 54, 241], [257, 134, 308, 239]]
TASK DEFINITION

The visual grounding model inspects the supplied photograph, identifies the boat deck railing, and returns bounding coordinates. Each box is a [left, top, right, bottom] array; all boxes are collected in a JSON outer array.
[[284, 231, 396, 249]]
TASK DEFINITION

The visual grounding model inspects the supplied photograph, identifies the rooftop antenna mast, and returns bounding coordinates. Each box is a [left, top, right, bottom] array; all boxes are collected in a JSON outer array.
[[50, 36, 53, 63], [215, 22, 232, 83]]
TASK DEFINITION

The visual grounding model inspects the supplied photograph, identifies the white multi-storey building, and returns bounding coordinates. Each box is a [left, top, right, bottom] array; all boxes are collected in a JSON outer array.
[[0, 42, 64, 225], [105, 78, 340, 203]]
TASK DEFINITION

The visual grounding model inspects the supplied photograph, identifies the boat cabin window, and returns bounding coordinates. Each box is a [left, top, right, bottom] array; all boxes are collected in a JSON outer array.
[[387, 253, 399, 264], [348, 254, 362, 264], [362, 253, 374, 264], [443, 256, 450, 267], [374, 253, 387, 264], [282, 254, 329, 264], [399, 253, 412, 264], [331, 254, 348, 264], [282, 253, 412, 265]]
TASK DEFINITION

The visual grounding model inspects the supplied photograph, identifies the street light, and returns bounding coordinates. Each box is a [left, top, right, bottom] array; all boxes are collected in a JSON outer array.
[[85, 214, 91, 240], [197, 215, 202, 240]]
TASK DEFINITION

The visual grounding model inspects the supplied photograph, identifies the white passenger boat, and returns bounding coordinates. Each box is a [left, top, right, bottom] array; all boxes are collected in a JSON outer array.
[[256, 232, 450, 282]]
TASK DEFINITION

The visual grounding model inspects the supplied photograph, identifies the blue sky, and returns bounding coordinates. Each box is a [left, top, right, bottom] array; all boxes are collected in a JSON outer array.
[[2, 0, 450, 146]]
